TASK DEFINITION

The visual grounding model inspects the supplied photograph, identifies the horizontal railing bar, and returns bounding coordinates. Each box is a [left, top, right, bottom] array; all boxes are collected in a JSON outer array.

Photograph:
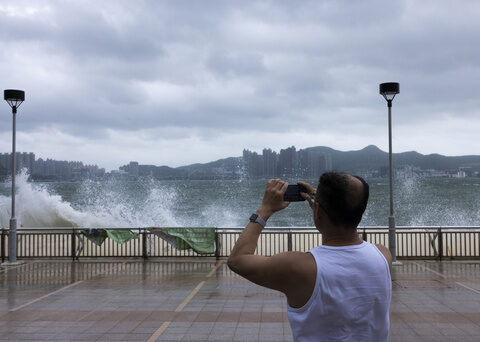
[[2, 226, 480, 232]]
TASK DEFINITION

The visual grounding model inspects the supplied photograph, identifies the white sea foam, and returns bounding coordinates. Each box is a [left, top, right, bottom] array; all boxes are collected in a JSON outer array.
[[396, 175, 480, 226], [0, 170, 181, 228], [0, 170, 101, 227]]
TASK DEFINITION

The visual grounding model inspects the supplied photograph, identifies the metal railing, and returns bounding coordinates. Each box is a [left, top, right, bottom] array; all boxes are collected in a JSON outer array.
[[1, 226, 480, 261]]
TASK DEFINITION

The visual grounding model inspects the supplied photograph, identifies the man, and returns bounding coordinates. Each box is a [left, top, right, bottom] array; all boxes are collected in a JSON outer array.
[[227, 172, 392, 342]]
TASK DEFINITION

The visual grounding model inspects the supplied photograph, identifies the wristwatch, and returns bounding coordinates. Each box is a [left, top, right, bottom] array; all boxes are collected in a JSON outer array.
[[249, 213, 266, 228]]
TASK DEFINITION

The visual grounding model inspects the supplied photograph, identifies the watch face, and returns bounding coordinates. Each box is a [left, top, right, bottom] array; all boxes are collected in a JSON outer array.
[[249, 214, 258, 222]]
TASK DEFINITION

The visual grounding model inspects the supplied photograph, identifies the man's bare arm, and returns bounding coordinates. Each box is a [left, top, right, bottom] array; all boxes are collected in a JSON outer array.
[[227, 179, 294, 293]]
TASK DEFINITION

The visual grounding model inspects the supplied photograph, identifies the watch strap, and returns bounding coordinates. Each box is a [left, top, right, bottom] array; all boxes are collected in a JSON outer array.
[[249, 213, 266, 228]]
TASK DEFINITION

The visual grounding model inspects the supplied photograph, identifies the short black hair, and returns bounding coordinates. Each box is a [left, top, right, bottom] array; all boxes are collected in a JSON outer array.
[[315, 172, 369, 228]]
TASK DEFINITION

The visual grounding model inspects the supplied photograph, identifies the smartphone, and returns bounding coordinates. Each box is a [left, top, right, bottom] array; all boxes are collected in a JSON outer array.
[[284, 184, 308, 202]]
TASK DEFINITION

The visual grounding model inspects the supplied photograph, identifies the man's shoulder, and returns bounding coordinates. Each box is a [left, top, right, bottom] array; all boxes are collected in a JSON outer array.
[[374, 244, 392, 260], [278, 251, 316, 276], [374, 243, 393, 274], [286, 251, 315, 261], [268, 251, 315, 274], [273, 251, 315, 263]]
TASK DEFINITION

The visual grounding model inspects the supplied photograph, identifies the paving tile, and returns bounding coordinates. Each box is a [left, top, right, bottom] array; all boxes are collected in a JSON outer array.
[[454, 323, 480, 335], [110, 321, 140, 333], [144, 310, 175, 322], [195, 311, 220, 322], [188, 321, 215, 333], [233, 334, 260, 342], [157, 332, 184, 341], [132, 325, 158, 334], [120, 332, 152, 341], [408, 322, 444, 336], [208, 334, 234, 341], [239, 311, 261, 322], [173, 311, 198, 322], [69, 332, 105, 341], [261, 311, 286, 322], [419, 337, 480, 342], [217, 312, 240, 322]]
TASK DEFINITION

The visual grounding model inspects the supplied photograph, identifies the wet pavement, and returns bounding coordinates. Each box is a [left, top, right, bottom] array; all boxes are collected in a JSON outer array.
[[0, 259, 479, 341]]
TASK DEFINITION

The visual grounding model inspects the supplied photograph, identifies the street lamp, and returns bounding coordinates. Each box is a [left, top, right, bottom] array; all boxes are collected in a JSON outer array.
[[379, 82, 400, 264], [3, 89, 25, 265]]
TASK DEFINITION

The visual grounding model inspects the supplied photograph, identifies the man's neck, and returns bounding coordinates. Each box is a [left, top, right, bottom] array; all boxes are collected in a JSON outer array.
[[321, 228, 363, 247]]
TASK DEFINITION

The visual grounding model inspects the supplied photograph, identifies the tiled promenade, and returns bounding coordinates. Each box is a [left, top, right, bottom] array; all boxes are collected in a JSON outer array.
[[1, 259, 479, 341]]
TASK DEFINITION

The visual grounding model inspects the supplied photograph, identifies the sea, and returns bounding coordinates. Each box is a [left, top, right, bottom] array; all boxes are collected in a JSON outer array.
[[1, 170, 480, 228]]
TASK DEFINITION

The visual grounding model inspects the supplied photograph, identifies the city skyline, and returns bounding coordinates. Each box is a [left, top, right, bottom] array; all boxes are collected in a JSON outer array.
[[0, 152, 105, 180], [2, 143, 479, 180]]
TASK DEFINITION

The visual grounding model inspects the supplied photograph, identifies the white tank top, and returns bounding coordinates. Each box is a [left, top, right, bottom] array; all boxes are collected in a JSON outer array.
[[287, 241, 391, 342]]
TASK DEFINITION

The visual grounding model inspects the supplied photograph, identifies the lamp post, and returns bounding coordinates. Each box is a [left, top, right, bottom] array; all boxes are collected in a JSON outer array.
[[379, 82, 400, 264], [3, 89, 25, 265]]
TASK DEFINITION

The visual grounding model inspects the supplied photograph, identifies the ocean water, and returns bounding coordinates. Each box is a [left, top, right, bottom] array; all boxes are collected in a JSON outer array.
[[1, 170, 480, 228]]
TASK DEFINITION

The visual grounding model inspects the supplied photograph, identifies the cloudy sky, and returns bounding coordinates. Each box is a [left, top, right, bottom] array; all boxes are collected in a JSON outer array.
[[1, 1, 479, 171]]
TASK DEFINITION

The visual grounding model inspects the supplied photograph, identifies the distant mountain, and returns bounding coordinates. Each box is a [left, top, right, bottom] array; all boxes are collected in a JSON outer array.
[[304, 145, 388, 172], [133, 157, 243, 180], [299, 145, 480, 174], [176, 157, 242, 179], [127, 145, 480, 180]]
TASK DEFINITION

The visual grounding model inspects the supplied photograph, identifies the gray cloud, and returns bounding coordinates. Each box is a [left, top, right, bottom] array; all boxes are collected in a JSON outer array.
[[0, 0, 479, 169]]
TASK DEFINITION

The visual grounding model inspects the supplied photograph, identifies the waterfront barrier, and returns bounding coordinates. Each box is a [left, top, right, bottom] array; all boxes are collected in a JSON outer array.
[[1, 226, 479, 261]]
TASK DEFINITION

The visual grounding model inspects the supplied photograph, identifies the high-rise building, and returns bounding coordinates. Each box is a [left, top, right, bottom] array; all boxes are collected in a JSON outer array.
[[0, 152, 35, 175], [242, 149, 264, 178], [278, 146, 297, 177], [0, 153, 10, 175], [262, 148, 277, 177], [120, 161, 139, 177]]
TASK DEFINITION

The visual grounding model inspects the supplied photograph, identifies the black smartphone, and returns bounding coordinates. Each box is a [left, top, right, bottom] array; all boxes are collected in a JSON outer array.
[[284, 184, 307, 202]]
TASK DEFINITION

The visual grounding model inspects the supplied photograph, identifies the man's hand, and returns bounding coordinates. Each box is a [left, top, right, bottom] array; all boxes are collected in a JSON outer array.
[[257, 179, 290, 220], [298, 181, 316, 210]]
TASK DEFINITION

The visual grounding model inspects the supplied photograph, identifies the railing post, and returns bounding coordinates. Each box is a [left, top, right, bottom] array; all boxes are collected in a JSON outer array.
[[362, 228, 367, 242], [214, 229, 220, 259], [438, 227, 443, 261], [287, 230, 292, 251], [71, 229, 76, 261], [1, 228, 5, 263], [142, 229, 148, 260]]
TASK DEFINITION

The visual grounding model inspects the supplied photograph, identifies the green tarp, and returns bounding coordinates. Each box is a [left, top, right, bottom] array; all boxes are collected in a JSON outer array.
[[106, 229, 138, 244], [148, 227, 216, 254], [80, 227, 215, 255], [81, 229, 107, 246], [81, 229, 138, 246]]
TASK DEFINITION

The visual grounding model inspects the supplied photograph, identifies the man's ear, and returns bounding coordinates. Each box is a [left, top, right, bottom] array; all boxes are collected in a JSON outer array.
[[313, 202, 320, 222]]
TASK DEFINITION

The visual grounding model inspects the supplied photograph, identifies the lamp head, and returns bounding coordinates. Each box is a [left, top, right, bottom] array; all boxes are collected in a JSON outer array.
[[379, 82, 399, 102], [4, 89, 25, 109]]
